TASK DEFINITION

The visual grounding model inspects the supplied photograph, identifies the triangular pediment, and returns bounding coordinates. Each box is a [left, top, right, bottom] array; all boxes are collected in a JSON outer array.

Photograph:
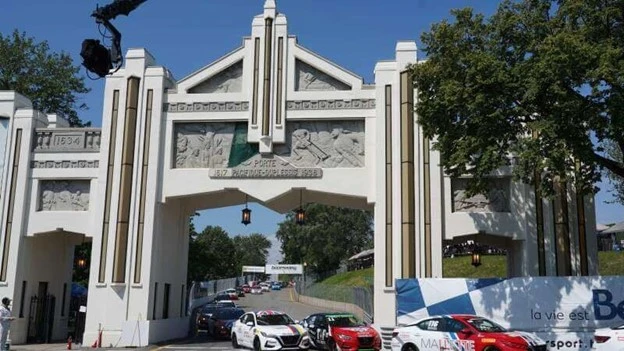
[[295, 60, 351, 91], [188, 60, 243, 94], [292, 44, 365, 91], [176, 46, 245, 94]]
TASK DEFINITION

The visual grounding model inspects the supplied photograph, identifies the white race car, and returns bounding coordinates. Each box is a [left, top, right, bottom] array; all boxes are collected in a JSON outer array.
[[594, 322, 624, 351], [231, 310, 310, 350]]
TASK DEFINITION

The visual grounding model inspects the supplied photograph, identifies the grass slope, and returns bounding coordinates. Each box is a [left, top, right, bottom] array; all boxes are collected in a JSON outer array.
[[320, 252, 624, 287]]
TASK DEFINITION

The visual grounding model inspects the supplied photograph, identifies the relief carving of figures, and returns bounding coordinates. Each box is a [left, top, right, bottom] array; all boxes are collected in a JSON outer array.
[[39, 180, 90, 211], [174, 123, 235, 168], [295, 60, 350, 91], [275, 121, 365, 168], [452, 178, 511, 213], [189, 61, 243, 93]]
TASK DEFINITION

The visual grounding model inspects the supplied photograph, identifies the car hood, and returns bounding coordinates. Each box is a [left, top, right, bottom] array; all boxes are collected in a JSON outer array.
[[331, 326, 378, 338], [258, 324, 306, 336]]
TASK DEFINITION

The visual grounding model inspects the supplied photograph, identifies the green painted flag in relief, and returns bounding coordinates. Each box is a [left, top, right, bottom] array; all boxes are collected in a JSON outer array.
[[228, 123, 259, 167]]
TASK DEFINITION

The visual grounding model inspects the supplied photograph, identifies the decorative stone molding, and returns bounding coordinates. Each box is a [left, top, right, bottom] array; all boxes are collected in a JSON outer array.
[[164, 101, 249, 113], [31, 160, 100, 169], [39, 179, 90, 211], [451, 177, 511, 213], [33, 129, 101, 152], [286, 99, 376, 110]]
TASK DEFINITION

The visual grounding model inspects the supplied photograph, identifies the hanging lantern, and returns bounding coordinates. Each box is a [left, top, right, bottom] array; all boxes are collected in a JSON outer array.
[[295, 208, 305, 225], [294, 189, 305, 225], [77, 257, 87, 268], [241, 195, 251, 225], [471, 251, 481, 267], [241, 207, 251, 225]]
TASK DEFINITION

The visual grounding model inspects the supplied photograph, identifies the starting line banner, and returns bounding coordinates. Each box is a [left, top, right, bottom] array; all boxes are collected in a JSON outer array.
[[265, 264, 303, 274], [396, 276, 624, 351]]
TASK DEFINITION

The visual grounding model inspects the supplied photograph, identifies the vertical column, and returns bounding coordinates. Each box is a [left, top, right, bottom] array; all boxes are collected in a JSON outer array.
[[275, 37, 284, 127], [400, 71, 415, 278], [553, 179, 571, 276], [384, 85, 393, 287], [134, 89, 153, 284], [0, 129, 21, 281], [113, 77, 140, 283], [99, 90, 120, 282], [261, 17, 273, 137], [251, 38, 261, 127]]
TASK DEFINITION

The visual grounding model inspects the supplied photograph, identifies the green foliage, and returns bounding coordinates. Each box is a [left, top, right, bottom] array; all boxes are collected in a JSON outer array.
[[186, 215, 273, 283], [320, 267, 374, 287], [411, 0, 624, 197], [0, 30, 90, 127], [317, 252, 624, 283], [275, 204, 373, 277], [232, 233, 271, 274], [187, 226, 238, 281], [602, 140, 624, 205]]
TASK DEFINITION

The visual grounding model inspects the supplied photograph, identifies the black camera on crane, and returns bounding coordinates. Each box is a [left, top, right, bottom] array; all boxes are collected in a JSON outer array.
[[80, 0, 147, 78]]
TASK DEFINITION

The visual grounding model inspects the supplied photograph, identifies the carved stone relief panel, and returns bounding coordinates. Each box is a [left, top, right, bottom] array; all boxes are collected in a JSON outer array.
[[274, 120, 365, 168], [174, 123, 235, 168], [39, 180, 90, 211], [174, 121, 364, 169], [451, 177, 511, 213], [189, 60, 243, 93], [295, 60, 351, 91]]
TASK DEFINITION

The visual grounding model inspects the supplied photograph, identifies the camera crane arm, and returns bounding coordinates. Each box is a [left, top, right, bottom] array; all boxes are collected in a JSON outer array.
[[81, 0, 148, 78]]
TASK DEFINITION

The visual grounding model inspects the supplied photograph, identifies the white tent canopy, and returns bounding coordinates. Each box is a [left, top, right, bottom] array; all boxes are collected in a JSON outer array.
[[602, 221, 624, 234]]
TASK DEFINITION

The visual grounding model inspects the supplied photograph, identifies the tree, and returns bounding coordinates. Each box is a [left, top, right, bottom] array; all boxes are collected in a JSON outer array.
[[603, 139, 624, 205], [188, 226, 238, 281], [232, 233, 272, 275], [275, 204, 373, 277], [410, 0, 624, 197], [0, 30, 90, 127]]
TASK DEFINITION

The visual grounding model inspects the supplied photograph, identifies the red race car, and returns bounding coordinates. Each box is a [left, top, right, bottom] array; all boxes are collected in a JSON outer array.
[[391, 314, 547, 351], [300, 312, 381, 351]]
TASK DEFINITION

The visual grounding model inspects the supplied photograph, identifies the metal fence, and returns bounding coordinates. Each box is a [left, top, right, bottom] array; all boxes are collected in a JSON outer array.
[[294, 278, 374, 323]]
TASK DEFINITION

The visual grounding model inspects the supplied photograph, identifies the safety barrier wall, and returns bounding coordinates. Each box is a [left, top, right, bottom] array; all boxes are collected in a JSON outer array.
[[396, 277, 624, 351]]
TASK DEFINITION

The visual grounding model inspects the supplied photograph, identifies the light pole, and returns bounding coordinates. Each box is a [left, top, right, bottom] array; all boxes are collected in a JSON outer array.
[[302, 262, 307, 294]]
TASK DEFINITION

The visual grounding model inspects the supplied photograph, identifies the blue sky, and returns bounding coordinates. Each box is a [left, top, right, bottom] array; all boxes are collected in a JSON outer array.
[[2, 1, 622, 263]]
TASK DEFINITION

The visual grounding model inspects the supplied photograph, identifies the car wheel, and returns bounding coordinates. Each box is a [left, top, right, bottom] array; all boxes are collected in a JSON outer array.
[[402, 344, 418, 351], [231, 333, 239, 349], [254, 337, 262, 351], [328, 339, 340, 351], [483, 347, 500, 351]]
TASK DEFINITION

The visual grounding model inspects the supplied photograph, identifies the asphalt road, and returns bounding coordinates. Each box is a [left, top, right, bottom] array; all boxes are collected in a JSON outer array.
[[151, 288, 341, 351]]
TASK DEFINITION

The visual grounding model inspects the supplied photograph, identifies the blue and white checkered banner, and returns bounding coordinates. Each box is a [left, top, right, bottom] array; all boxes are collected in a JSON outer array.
[[396, 277, 624, 351]]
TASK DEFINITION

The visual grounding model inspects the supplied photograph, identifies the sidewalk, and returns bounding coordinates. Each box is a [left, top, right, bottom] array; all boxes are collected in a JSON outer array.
[[10, 343, 153, 351]]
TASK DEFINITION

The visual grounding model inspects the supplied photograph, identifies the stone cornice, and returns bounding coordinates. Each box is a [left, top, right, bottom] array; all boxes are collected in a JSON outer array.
[[163, 101, 249, 113], [286, 99, 376, 110], [31, 160, 100, 169]]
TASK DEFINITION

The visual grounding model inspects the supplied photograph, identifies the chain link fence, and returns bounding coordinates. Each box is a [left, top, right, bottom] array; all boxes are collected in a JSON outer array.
[[293, 276, 374, 323]]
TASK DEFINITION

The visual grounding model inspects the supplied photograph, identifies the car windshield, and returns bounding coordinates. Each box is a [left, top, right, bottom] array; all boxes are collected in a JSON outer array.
[[201, 305, 219, 314], [466, 317, 507, 332], [257, 313, 295, 326], [327, 314, 364, 327], [214, 308, 245, 320]]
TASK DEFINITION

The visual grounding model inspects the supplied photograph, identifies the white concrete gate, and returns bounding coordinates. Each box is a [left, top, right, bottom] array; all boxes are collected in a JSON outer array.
[[0, 1, 597, 347]]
